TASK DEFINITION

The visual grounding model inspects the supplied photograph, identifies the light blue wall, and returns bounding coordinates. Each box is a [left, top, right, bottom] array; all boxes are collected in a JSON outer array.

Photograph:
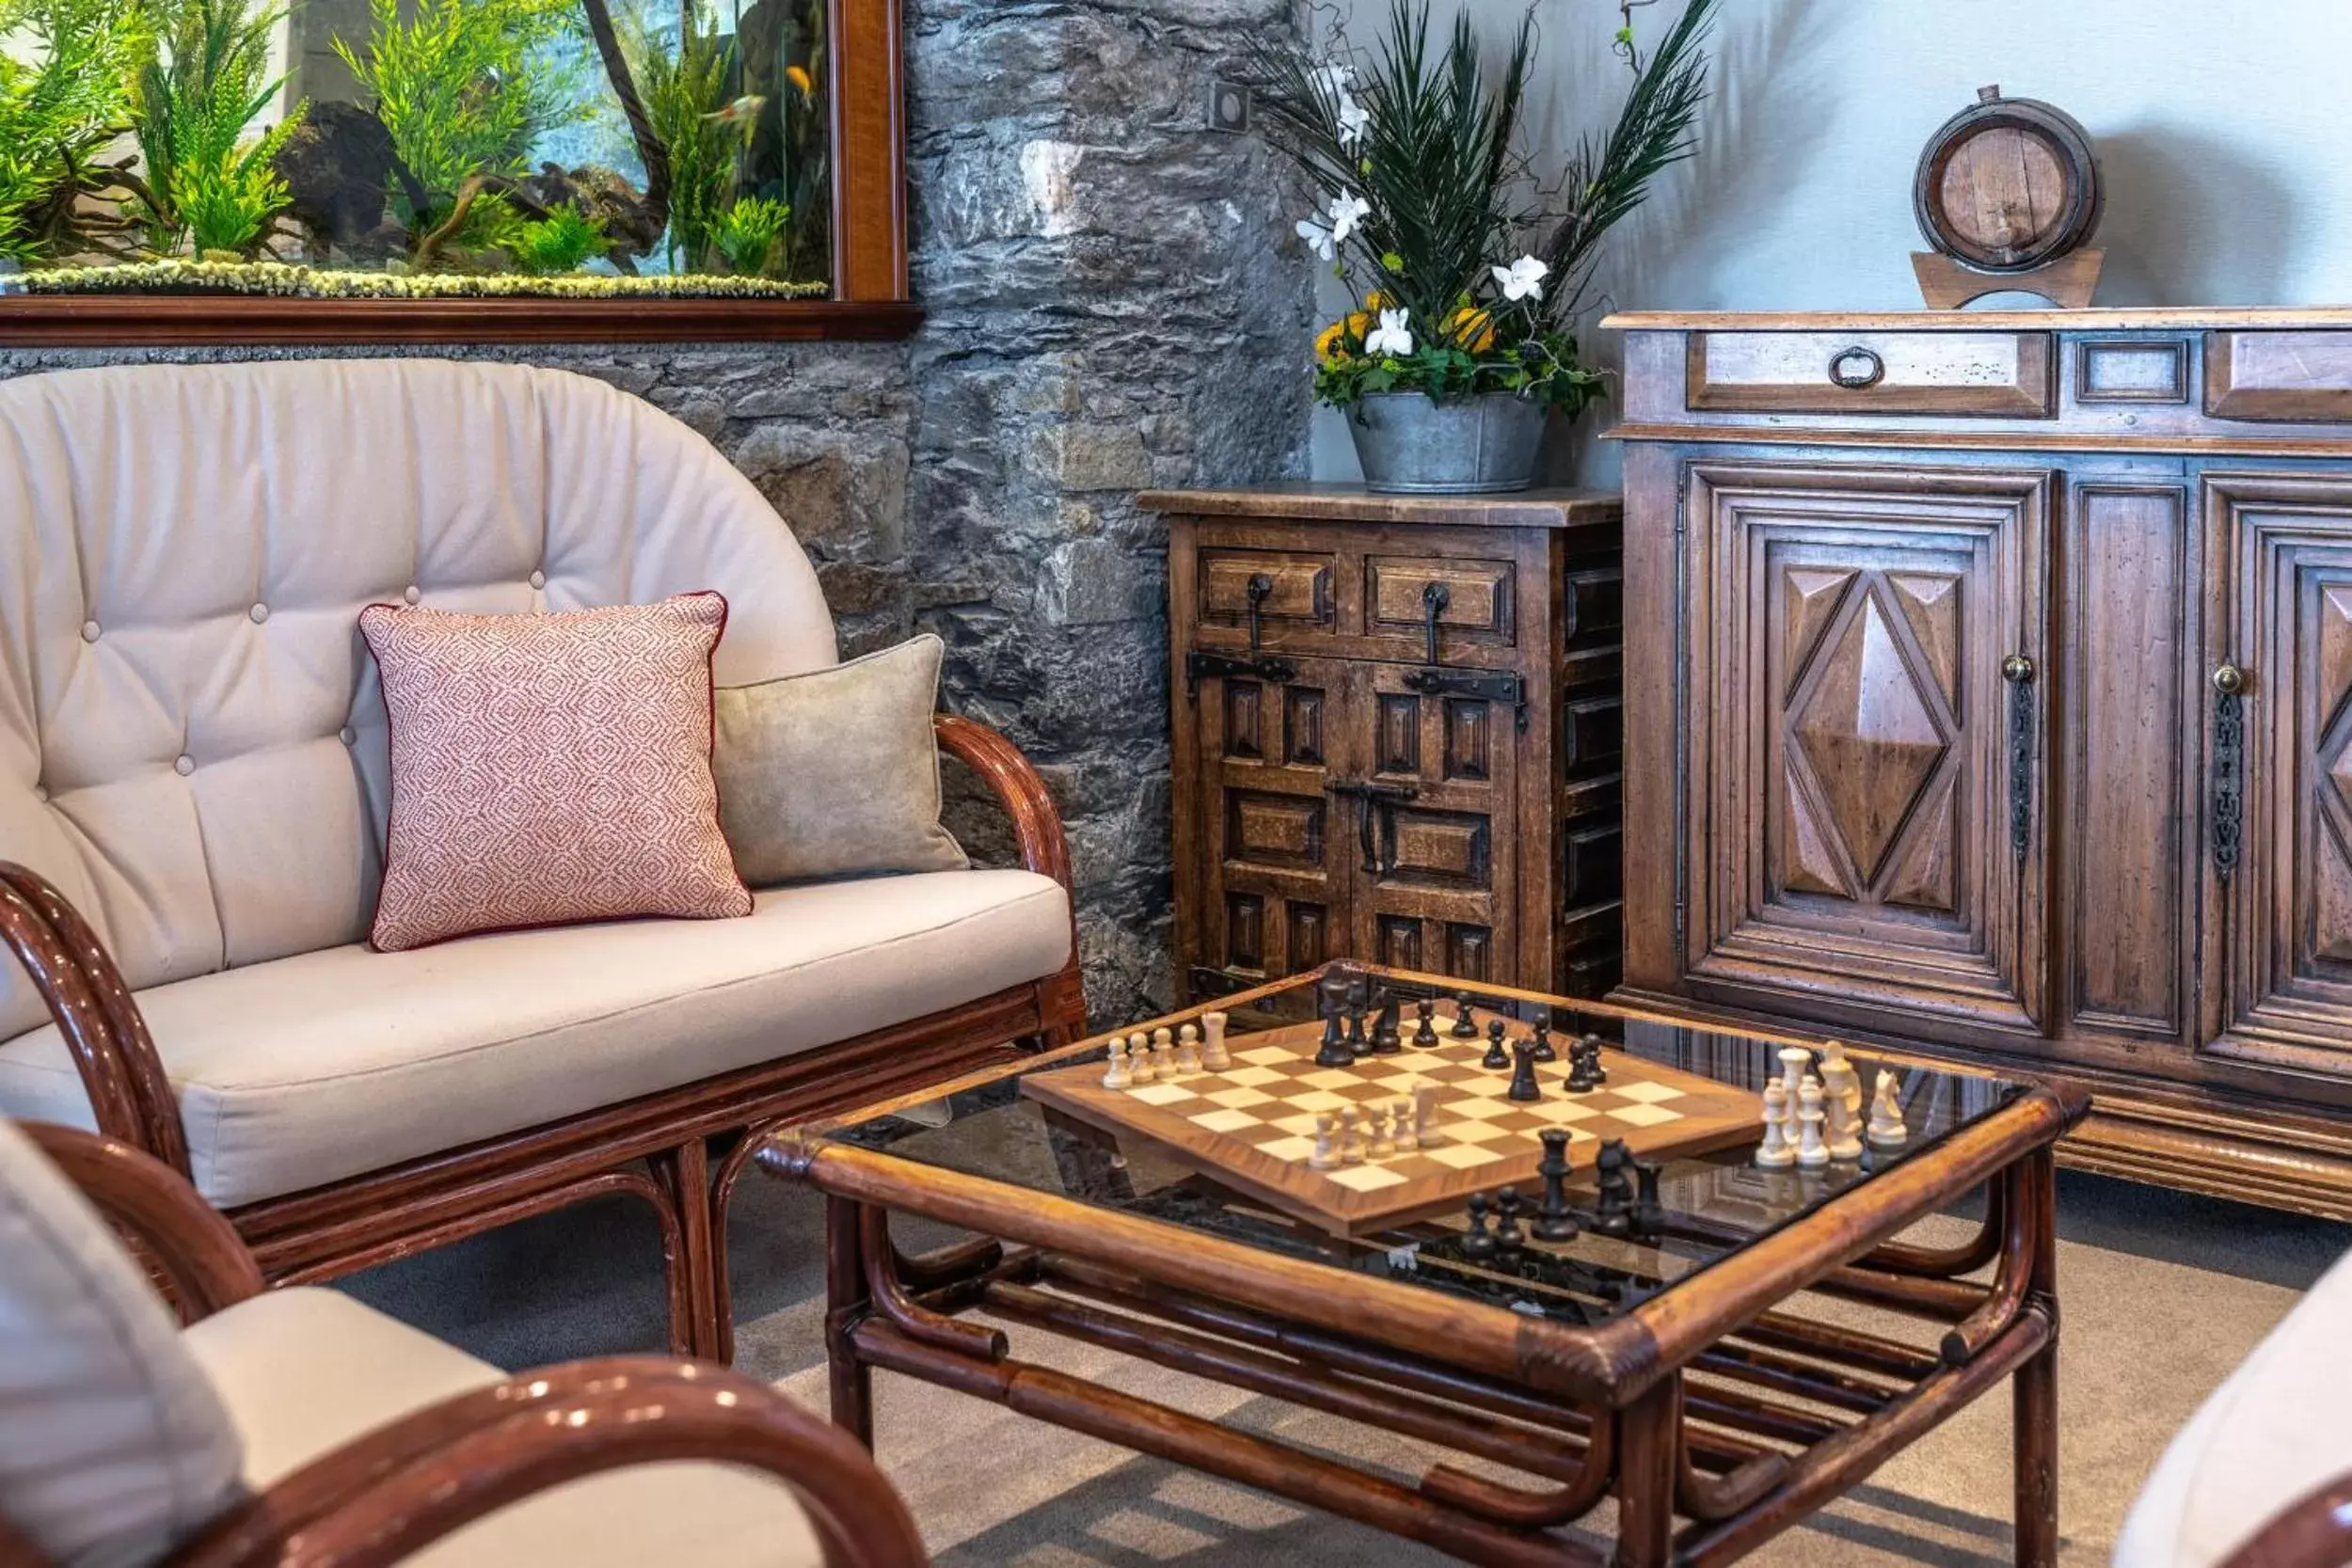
[[1308, 0, 2352, 486]]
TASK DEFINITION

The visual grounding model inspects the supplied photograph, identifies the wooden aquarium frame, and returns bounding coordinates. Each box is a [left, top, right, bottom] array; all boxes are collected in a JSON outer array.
[[0, 0, 915, 347]]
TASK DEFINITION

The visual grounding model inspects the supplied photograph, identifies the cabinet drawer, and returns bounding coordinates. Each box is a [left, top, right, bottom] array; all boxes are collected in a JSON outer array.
[[2206, 330, 2352, 420], [1198, 547, 1335, 632], [1365, 555, 1516, 647], [1687, 331, 2055, 417]]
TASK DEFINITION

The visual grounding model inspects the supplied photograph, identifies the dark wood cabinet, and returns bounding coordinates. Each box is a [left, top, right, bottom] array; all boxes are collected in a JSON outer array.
[[1142, 485, 1623, 1006], [1611, 308, 2352, 1220]]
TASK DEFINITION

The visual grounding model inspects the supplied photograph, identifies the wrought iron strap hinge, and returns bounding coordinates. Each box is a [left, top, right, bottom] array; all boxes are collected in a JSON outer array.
[[2003, 654, 2036, 860], [2212, 664, 2247, 879], [1401, 666, 1530, 732], [1184, 648, 1297, 702]]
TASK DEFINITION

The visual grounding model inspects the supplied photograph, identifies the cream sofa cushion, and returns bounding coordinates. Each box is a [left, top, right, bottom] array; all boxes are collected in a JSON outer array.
[[184, 1288, 825, 1567], [0, 1117, 245, 1567], [0, 359, 834, 1043], [0, 870, 1071, 1208], [2114, 1244, 2352, 1567]]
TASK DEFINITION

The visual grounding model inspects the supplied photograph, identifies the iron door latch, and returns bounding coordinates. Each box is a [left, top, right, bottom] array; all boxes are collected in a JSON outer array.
[[1326, 779, 1420, 873]]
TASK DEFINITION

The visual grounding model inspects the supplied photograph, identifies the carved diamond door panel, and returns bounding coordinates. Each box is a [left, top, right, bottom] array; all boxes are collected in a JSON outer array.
[[1177, 655, 1355, 989], [2212, 476, 2352, 1081], [1342, 664, 1519, 987], [1688, 463, 2047, 1032]]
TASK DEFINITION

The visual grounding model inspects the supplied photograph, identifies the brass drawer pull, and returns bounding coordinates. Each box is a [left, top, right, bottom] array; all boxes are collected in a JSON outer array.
[[1828, 346, 1885, 389]]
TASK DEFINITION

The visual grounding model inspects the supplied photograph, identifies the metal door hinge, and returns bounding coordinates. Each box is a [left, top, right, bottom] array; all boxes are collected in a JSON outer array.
[[1402, 666, 1528, 732], [1184, 647, 1297, 702]]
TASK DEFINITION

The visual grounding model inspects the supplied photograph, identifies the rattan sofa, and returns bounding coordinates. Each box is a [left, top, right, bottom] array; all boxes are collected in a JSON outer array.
[[0, 359, 1086, 1361]]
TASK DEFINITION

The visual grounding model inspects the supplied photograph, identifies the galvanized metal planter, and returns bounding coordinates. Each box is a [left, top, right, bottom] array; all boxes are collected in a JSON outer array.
[[1345, 390, 1548, 494]]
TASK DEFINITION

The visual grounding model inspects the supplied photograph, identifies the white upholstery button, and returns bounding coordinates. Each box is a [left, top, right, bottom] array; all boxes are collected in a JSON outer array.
[[173, 754, 194, 777], [403, 585, 421, 605], [32, 785, 47, 803], [249, 603, 269, 624], [529, 570, 546, 590], [80, 620, 100, 642], [339, 726, 357, 746]]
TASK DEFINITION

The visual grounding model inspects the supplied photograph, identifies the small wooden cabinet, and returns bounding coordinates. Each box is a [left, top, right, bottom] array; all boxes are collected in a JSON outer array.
[[1610, 308, 2352, 1219], [1141, 485, 1624, 1006]]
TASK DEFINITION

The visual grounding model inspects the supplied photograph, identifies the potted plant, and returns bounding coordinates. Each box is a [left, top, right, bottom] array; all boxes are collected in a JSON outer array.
[[1249, 0, 1718, 493]]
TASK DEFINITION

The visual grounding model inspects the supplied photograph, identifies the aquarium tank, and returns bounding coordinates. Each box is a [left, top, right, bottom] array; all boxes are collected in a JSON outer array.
[[0, 0, 832, 299]]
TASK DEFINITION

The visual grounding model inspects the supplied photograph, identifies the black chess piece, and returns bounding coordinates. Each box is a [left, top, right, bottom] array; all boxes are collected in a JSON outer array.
[[1314, 982, 1355, 1069], [1412, 996, 1440, 1048], [1369, 989, 1403, 1054], [1565, 1035, 1603, 1094], [1630, 1160, 1666, 1245], [1593, 1139, 1635, 1239], [1529, 1020, 1557, 1064], [1506, 1037, 1543, 1102], [1493, 1187, 1526, 1261], [1461, 1193, 1497, 1260], [1481, 1019, 1511, 1070], [1584, 1034, 1609, 1085], [1533, 1129, 1580, 1243], [1451, 991, 1478, 1038], [1343, 1005, 1368, 1059]]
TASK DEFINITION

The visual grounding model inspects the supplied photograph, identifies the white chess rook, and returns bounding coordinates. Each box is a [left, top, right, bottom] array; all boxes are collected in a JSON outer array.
[[1200, 1011, 1232, 1071]]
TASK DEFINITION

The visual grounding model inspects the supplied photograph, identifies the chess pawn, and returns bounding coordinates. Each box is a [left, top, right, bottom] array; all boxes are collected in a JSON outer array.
[[1412, 996, 1440, 1048], [1755, 1079, 1795, 1167], [1867, 1071, 1909, 1148], [1530, 1020, 1557, 1064], [1482, 1019, 1511, 1070], [1795, 1078, 1830, 1168], [1823, 1076, 1865, 1163], [1150, 1031, 1176, 1084], [1451, 991, 1478, 1038], [1461, 1194, 1498, 1259], [1309, 1111, 1340, 1170], [1368, 1103, 1396, 1159], [1391, 1098, 1420, 1153], [1412, 1082, 1441, 1147], [1493, 1187, 1526, 1260], [1103, 1037, 1133, 1090], [1200, 1011, 1232, 1071], [1175, 1022, 1202, 1076], [1127, 1031, 1155, 1084], [1340, 1106, 1367, 1164]]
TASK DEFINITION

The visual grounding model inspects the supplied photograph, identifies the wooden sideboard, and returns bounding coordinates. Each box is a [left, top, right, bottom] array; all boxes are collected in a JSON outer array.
[[1606, 307, 2352, 1219], [1140, 485, 1624, 1006]]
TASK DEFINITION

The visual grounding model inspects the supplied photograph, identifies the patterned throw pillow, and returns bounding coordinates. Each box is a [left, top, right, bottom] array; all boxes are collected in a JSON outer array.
[[360, 593, 754, 953]]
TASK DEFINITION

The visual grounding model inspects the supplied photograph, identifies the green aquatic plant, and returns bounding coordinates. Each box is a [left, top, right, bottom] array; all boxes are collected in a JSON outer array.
[[626, 4, 737, 273], [334, 0, 583, 236], [498, 204, 611, 274], [775, 0, 830, 282], [0, 0, 151, 260], [133, 0, 305, 257], [22, 257, 828, 297], [711, 195, 788, 277]]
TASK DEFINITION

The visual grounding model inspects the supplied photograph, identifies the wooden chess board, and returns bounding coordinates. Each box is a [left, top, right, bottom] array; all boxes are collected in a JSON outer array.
[[1020, 1006, 1763, 1237]]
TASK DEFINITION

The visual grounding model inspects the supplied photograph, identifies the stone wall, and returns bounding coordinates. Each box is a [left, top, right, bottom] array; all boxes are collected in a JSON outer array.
[[0, 0, 1312, 1026]]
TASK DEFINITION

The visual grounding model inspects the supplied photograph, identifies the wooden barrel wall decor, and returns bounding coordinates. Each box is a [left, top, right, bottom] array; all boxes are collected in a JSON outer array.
[[1913, 85, 2103, 274]]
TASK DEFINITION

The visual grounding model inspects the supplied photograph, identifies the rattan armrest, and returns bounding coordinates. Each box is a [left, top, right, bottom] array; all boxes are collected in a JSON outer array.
[[24, 1122, 262, 1321]]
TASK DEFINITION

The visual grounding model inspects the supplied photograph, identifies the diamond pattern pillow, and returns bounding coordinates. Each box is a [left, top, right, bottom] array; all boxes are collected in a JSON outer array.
[[360, 592, 753, 953]]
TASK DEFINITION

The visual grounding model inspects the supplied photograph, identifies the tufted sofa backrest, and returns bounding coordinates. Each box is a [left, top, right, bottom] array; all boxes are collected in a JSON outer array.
[[0, 359, 836, 1042]]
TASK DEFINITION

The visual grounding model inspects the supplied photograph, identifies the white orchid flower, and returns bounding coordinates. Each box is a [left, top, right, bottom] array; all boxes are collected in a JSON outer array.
[[1492, 255, 1549, 302], [1295, 216, 1335, 261], [1311, 62, 1354, 102], [1336, 92, 1371, 149], [1327, 193, 1370, 246], [1365, 308, 1414, 358]]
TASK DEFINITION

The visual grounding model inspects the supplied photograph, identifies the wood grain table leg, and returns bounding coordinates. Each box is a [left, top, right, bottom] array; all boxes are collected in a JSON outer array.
[[2013, 1149, 2060, 1567], [825, 1195, 877, 1448], [1613, 1374, 1681, 1568]]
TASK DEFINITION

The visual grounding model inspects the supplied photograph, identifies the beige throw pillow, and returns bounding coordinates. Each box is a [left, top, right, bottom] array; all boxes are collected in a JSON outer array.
[[714, 635, 968, 884]]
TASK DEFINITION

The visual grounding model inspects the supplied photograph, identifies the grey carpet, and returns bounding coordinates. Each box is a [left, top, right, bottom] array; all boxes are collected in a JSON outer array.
[[342, 1168, 2350, 1564]]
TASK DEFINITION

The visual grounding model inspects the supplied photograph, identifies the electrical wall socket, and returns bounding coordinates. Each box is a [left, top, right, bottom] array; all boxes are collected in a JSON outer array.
[[1207, 78, 1251, 134]]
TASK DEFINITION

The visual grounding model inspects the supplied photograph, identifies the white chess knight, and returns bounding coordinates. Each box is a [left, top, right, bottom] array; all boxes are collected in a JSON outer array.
[[1821, 1039, 1863, 1118], [1103, 1037, 1132, 1090], [1175, 1022, 1202, 1075], [1756, 1078, 1796, 1167], [1867, 1071, 1909, 1148], [1126, 1031, 1154, 1085], [1796, 1076, 1831, 1168], [1200, 1011, 1232, 1071], [1823, 1074, 1865, 1163]]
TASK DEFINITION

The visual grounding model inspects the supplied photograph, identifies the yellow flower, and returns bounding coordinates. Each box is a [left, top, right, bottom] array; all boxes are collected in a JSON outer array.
[[1363, 289, 1391, 310], [1315, 311, 1374, 362], [1444, 306, 1496, 353], [785, 64, 815, 98]]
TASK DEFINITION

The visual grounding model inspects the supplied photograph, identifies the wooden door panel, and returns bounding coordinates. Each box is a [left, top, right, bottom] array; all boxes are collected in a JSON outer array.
[[1688, 462, 2047, 1030], [1345, 664, 1518, 988], [2212, 475, 2352, 1080]]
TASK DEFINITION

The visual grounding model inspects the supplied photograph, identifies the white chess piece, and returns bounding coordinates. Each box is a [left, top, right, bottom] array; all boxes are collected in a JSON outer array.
[[1309, 1111, 1339, 1170], [1824, 1078, 1864, 1162], [1392, 1098, 1420, 1153], [1368, 1103, 1396, 1159], [1340, 1106, 1366, 1164], [1175, 1022, 1201, 1075], [1151, 1037, 1175, 1084], [1755, 1079, 1795, 1167], [1775, 1046, 1809, 1148], [1867, 1071, 1909, 1148], [1127, 1031, 1154, 1084], [1796, 1077, 1830, 1168], [1104, 1038, 1132, 1090], [1822, 1039, 1862, 1117], [1412, 1082, 1441, 1147], [1200, 1011, 1232, 1071]]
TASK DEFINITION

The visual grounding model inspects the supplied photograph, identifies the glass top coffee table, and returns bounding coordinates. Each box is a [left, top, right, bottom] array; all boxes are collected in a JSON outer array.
[[759, 963, 2086, 1567]]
